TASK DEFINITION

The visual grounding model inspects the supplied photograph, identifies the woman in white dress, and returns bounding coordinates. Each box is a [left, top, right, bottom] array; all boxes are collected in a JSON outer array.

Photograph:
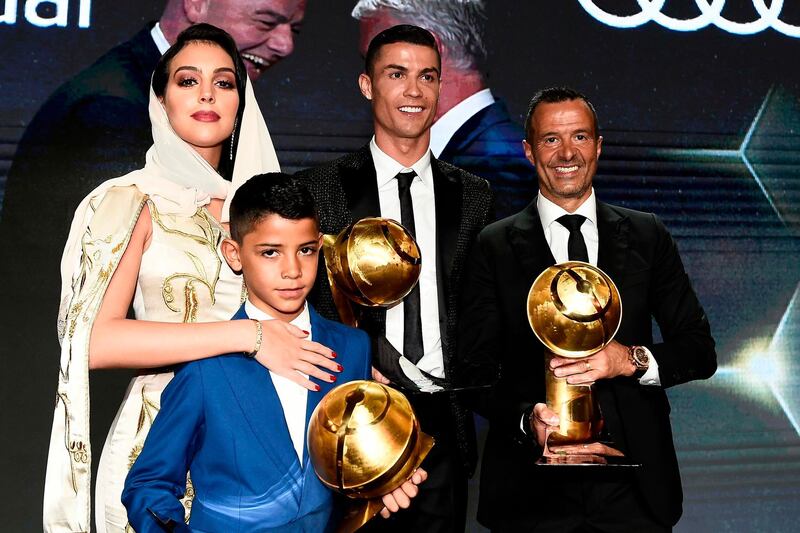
[[43, 24, 340, 533]]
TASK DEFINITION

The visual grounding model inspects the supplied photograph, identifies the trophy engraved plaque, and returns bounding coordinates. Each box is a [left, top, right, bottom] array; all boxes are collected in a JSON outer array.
[[527, 261, 622, 461]]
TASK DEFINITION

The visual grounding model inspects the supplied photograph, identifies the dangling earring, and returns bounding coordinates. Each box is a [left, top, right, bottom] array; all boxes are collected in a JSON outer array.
[[230, 117, 238, 161]]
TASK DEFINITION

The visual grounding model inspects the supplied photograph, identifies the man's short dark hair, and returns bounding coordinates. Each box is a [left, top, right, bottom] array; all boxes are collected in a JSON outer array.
[[364, 24, 441, 76], [229, 173, 320, 243], [524, 87, 600, 142]]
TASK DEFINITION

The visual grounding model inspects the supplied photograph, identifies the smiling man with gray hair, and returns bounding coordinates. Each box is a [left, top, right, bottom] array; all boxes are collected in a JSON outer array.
[[353, 0, 534, 218]]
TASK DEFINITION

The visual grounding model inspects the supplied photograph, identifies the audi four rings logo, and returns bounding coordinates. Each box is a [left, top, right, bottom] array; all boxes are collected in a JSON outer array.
[[577, 0, 800, 37]]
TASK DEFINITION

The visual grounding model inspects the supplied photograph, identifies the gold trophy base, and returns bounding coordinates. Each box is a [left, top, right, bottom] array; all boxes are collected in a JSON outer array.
[[335, 432, 435, 533], [535, 351, 632, 466]]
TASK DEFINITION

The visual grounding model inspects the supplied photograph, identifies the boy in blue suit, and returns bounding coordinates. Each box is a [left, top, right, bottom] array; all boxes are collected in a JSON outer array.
[[123, 174, 425, 532]]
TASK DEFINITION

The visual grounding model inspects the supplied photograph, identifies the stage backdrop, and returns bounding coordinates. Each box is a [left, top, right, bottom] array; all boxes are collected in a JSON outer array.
[[1, 2, 799, 531]]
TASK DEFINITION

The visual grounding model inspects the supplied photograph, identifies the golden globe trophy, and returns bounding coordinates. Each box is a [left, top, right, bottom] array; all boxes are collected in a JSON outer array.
[[527, 261, 622, 464], [323, 217, 422, 326], [307, 380, 434, 532], [312, 219, 431, 530]]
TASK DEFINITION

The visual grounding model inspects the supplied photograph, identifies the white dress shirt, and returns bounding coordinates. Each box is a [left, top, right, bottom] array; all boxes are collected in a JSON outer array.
[[430, 88, 495, 158], [150, 22, 170, 54], [369, 138, 444, 385], [536, 190, 661, 386], [245, 300, 310, 462]]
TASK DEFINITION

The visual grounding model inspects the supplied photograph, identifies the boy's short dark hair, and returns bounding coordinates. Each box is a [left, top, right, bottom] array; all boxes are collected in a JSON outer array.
[[229, 173, 320, 242], [364, 24, 441, 76]]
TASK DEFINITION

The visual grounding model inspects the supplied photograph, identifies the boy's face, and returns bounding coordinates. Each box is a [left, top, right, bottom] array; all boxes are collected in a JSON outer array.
[[222, 214, 321, 321]]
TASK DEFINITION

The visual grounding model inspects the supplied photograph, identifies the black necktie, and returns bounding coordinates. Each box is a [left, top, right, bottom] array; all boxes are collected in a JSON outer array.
[[396, 171, 424, 363], [556, 214, 589, 262]]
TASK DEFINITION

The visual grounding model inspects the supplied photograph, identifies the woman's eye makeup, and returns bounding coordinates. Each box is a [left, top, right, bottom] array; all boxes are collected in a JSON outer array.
[[215, 77, 236, 89], [176, 76, 198, 87]]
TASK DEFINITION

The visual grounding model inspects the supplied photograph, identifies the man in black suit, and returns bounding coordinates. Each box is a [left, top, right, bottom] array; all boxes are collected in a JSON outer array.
[[352, 0, 533, 218], [458, 87, 717, 532], [298, 25, 493, 533]]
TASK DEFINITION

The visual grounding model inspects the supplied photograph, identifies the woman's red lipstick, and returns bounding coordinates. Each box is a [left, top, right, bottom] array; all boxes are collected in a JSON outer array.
[[191, 111, 220, 122]]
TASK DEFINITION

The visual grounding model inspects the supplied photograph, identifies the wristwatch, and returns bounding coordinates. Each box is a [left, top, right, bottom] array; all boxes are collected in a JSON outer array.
[[628, 345, 650, 378]]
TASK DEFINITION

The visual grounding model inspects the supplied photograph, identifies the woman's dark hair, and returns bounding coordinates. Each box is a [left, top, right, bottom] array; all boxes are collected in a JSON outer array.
[[152, 23, 247, 180]]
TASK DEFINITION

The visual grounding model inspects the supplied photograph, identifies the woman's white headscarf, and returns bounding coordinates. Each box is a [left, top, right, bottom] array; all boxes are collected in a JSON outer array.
[[44, 70, 280, 531]]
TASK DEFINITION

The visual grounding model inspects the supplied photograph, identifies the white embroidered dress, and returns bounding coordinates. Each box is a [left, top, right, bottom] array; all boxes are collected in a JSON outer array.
[[43, 78, 280, 533]]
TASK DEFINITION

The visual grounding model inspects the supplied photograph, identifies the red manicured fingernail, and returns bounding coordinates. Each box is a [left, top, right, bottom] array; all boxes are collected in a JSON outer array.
[[331, 351, 338, 358], [330, 375, 337, 382], [314, 384, 320, 391], [336, 364, 343, 372], [302, 330, 310, 335]]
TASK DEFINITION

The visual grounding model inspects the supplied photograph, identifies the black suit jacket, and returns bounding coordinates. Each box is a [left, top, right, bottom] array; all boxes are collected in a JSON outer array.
[[439, 99, 535, 219], [458, 199, 717, 529], [296, 145, 494, 473]]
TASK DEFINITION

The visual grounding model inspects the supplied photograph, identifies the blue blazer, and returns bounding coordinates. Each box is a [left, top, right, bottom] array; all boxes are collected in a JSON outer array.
[[122, 304, 371, 533], [438, 99, 536, 218]]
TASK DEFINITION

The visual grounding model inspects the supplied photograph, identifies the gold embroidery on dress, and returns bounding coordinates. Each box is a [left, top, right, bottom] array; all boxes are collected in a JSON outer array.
[[182, 472, 195, 522], [55, 391, 83, 494], [126, 383, 196, 525], [150, 202, 224, 324], [57, 194, 147, 502], [133, 385, 160, 447]]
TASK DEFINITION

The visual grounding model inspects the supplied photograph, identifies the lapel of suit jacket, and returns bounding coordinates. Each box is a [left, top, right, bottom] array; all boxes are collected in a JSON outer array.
[[596, 201, 631, 288], [431, 156, 462, 317], [507, 199, 556, 280], [220, 305, 304, 476], [339, 145, 381, 224]]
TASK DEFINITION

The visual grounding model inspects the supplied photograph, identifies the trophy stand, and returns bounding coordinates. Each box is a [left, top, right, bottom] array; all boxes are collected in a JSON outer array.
[[540, 349, 605, 464]]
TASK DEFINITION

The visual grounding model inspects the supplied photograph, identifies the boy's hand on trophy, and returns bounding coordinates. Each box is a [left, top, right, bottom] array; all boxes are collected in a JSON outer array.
[[378, 468, 428, 518], [550, 340, 631, 384]]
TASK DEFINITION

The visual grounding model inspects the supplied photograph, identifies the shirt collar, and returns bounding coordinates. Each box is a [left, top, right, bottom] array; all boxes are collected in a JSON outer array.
[[430, 88, 495, 157], [369, 137, 433, 191], [244, 300, 311, 334], [537, 188, 598, 231], [150, 22, 171, 55]]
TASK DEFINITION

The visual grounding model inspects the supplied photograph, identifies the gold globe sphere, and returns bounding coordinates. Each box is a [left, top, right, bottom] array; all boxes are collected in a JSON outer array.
[[307, 380, 433, 500], [323, 218, 421, 307], [527, 261, 622, 358]]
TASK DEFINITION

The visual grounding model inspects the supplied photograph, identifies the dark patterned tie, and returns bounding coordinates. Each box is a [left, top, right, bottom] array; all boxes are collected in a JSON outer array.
[[396, 171, 424, 363], [556, 214, 589, 262]]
